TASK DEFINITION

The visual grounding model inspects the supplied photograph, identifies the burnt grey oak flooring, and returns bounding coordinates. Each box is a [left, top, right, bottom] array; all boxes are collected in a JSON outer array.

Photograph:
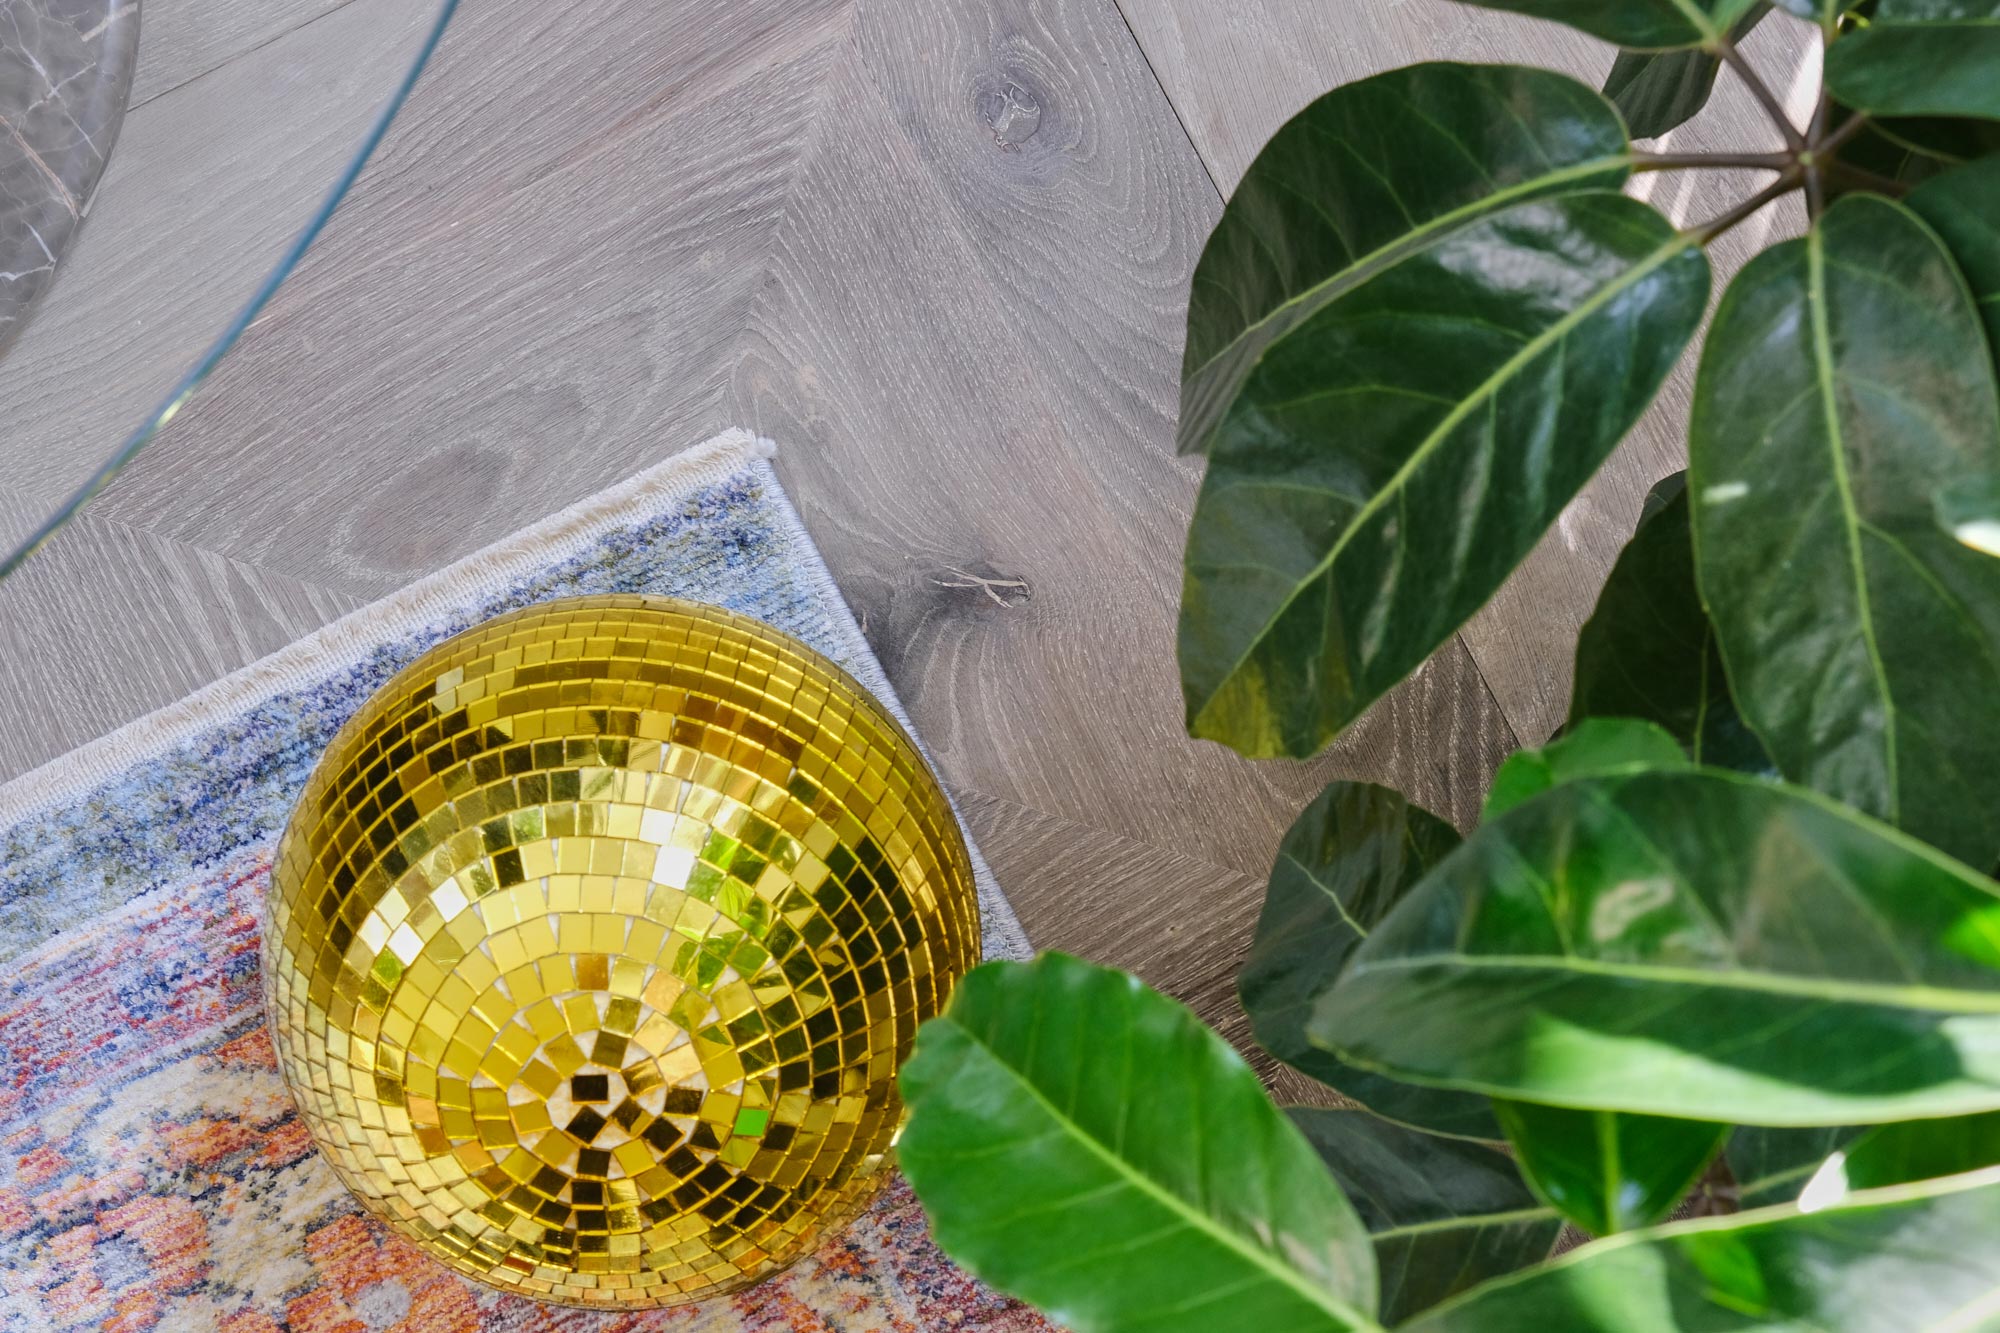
[[0, 0, 1812, 1053]]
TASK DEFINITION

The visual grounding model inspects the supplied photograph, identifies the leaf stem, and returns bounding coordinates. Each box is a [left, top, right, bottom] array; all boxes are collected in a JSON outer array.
[[1685, 173, 1803, 246], [1632, 150, 1794, 172], [1712, 34, 1807, 153]]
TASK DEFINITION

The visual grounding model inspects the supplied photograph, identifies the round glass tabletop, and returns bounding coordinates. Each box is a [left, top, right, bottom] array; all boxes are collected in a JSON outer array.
[[0, 0, 457, 579]]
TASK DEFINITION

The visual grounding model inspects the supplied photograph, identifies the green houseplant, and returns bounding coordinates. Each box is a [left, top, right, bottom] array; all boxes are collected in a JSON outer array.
[[895, 2, 2000, 1328]]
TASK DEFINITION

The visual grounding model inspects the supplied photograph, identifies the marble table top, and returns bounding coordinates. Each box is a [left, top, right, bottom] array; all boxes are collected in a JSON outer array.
[[0, 0, 137, 357]]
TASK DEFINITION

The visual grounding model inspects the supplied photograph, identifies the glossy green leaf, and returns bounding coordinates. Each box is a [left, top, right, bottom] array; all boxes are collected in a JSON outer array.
[[1867, 114, 2000, 165], [1402, 1168, 2000, 1331], [1839, 1111, 2000, 1190], [1909, 156, 2000, 378], [1240, 783, 1499, 1141], [1772, 0, 1858, 17], [1935, 475, 2000, 559], [1737, 1112, 2000, 1216], [1689, 193, 2000, 867], [1311, 769, 2000, 1125], [1482, 718, 1688, 822], [1825, 115, 1954, 202], [1443, 0, 1759, 47], [1181, 193, 1707, 758], [1602, 4, 1769, 139], [1825, 0, 2000, 120], [1287, 1107, 1560, 1322], [1817, 106, 2000, 204], [1180, 63, 1633, 459], [1492, 1100, 1727, 1235], [900, 953, 1381, 1333], [1725, 1125, 1860, 1208], [1568, 475, 1774, 774]]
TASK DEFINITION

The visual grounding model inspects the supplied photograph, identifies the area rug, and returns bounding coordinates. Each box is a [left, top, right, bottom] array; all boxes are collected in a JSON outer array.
[[0, 430, 1046, 1332]]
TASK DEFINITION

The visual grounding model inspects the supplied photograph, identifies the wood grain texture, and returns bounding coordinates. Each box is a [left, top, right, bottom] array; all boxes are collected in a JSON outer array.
[[2, 0, 1543, 1064], [731, 39, 1314, 875], [127, 0, 350, 107], [2, 0, 437, 512], [730, 16, 1516, 881], [0, 489, 360, 774], [852, 0, 1208, 500], [83, 0, 850, 587]]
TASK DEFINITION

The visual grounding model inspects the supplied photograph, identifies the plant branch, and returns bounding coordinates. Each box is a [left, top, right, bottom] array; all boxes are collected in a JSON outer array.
[[1713, 35, 1808, 152], [1632, 150, 1795, 172], [1686, 172, 1803, 246]]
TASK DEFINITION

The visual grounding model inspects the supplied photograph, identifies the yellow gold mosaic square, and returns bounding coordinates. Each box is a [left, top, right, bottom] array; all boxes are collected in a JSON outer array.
[[262, 595, 982, 1309]]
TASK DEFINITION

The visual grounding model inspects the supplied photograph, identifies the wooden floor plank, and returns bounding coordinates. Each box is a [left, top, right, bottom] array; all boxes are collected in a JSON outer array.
[[129, 0, 355, 107], [0, 493, 362, 775], [2, 0, 1539, 1062], [3, 0, 437, 514], [731, 40, 1310, 876], [730, 27, 1515, 891], [0, 0, 853, 775], [852, 0, 1219, 516], [83, 0, 851, 590]]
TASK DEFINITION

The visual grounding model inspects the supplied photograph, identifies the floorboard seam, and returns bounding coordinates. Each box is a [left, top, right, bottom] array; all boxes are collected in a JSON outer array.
[[1450, 629, 1528, 754], [128, 0, 371, 112], [1104, 0, 1224, 205]]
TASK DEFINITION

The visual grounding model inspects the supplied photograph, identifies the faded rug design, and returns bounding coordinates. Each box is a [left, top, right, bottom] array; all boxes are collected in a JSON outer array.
[[0, 431, 1046, 1332]]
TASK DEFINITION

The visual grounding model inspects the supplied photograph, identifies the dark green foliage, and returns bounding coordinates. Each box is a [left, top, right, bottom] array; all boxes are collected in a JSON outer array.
[[902, 12, 2000, 1330]]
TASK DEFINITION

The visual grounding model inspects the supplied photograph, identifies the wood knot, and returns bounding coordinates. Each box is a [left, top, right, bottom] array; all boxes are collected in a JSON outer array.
[[931, 564, 1031, 608], [977, 80, 1043, 151]]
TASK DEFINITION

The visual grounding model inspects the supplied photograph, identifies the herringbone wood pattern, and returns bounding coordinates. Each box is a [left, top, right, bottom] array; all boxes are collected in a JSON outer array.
[[0, 0, 1810, 1046]]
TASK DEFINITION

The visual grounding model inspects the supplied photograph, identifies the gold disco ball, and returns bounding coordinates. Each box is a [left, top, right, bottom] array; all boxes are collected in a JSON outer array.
[[261, 595, 982, 1308]]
